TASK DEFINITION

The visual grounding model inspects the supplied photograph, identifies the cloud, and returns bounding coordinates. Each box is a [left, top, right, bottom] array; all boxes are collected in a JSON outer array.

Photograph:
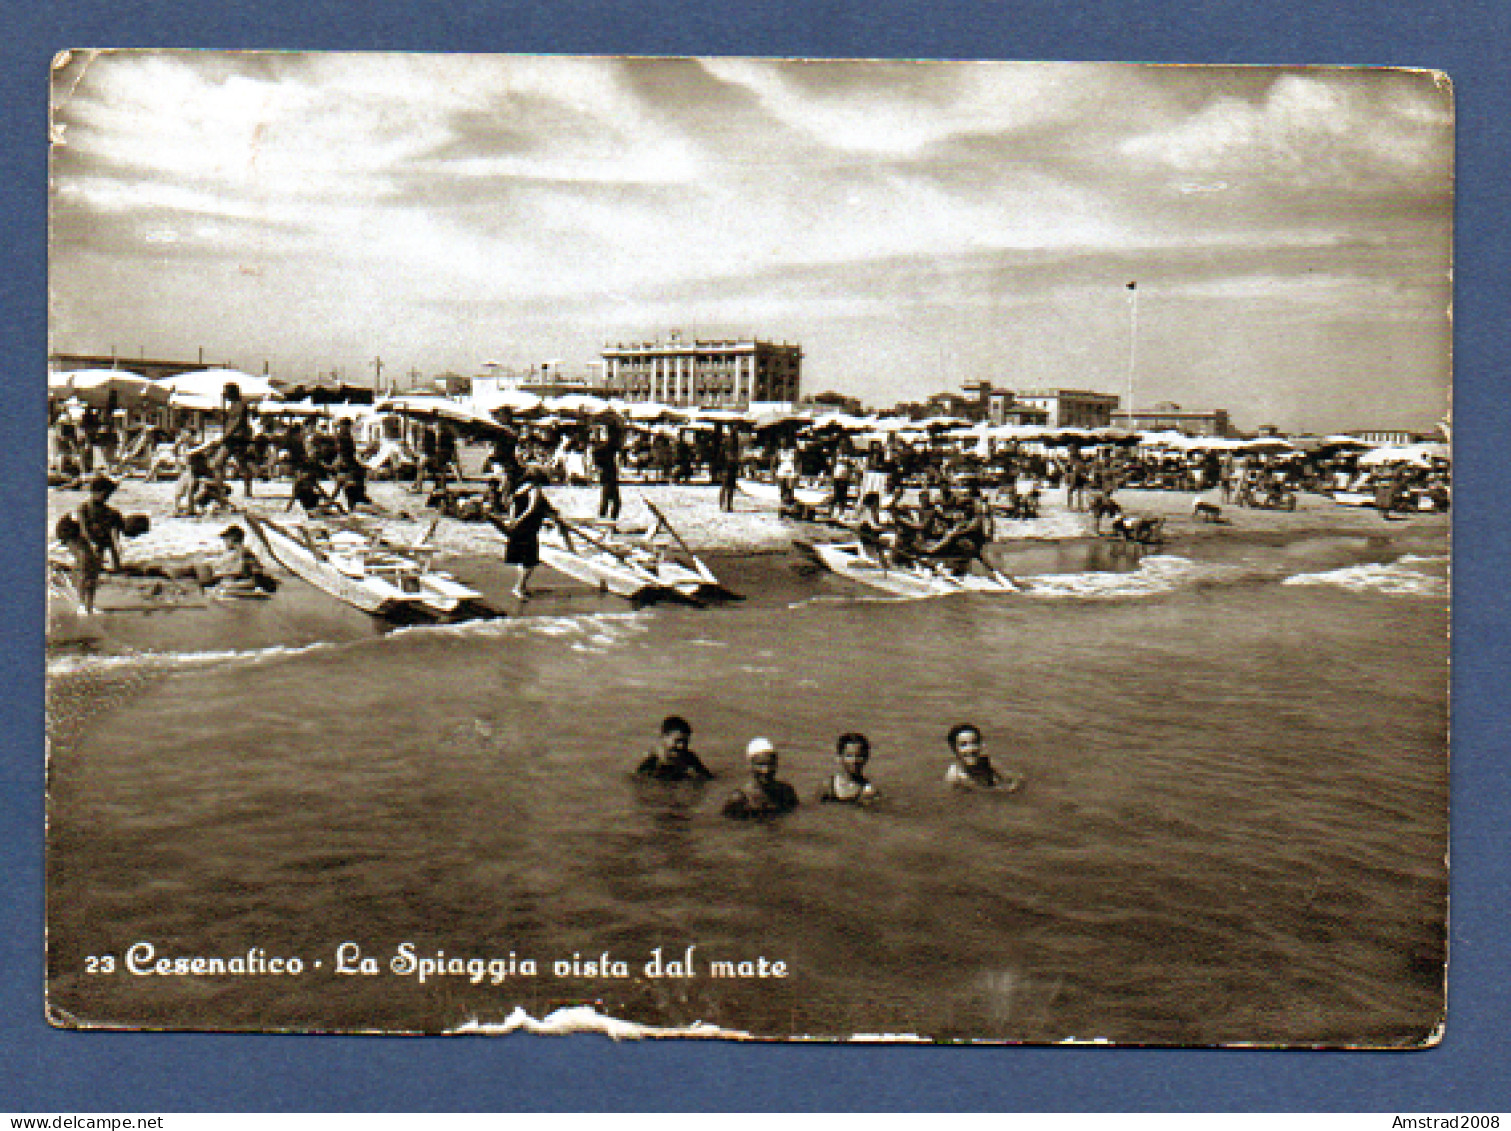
[[46, 54, 1452, 431]]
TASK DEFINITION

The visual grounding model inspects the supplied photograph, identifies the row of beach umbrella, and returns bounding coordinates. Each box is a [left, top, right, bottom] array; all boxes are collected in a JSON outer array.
[[49, 368, 283, 412], [49, 369, 1449, 467]]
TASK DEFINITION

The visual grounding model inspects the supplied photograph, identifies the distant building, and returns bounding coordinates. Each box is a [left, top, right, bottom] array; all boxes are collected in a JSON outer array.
[[473, 360, 605, 400], [1012, 388, 1120, 429], [925, 391, 979, 419], [50, 350, 227, 383], [1353, 428, 1420, 446], [955, 380, 1049, 426], [602, 334, 802, 409], [1111, 402, 1232, 437], [802, 390, 864, 415]]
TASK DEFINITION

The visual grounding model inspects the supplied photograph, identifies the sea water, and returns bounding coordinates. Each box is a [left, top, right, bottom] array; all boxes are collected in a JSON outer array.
[[45, 528, 1449, 1043]]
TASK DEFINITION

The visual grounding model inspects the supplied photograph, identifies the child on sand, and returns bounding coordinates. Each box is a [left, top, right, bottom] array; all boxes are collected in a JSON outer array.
[[944, 723, 1022, 792], [55, 475, 126, 614], [635, 715, 714, 782], [817, 732, 878, 804], [722, 737, 800, 818]]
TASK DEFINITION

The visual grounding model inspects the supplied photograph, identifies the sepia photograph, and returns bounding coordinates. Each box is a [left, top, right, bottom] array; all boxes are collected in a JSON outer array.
[[44, 53, 1451, 1044]]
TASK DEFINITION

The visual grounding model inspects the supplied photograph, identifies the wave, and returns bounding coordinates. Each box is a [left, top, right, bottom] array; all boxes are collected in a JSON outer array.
[[1281, 559, 1449, 598], [46, 639, 343, 680], [48, 610, 655, 680], [1018, 554, 1249, 600], [390, 610, 652, 655]]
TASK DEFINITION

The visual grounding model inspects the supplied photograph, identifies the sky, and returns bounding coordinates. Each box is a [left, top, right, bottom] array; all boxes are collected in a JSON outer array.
[[48, 53, 1453, 433]]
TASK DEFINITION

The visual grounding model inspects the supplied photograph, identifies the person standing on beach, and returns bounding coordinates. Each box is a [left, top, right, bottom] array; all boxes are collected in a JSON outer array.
[[719, 427, 741, 513], [830, 440, 855, 517], [78, 405, 99, 473], [412, 424, 439, 493], [436, 423, 460, 486], [56, 474, 126, 613], [332, 418, 370, 512], [775, 441, 800, 506], [594, 419, 623, 522], [490, 467, 558, 599], [214, 383, 256, 498]]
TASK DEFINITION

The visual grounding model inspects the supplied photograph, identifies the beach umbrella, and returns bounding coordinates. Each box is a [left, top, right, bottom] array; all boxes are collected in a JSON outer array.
[[1357, 443, 1449, 468], [1137, 429, 1191, 449], [691, 407, 749, 425], [166, 390, 223, 413], [1237, 437, 1295, 453], [1044, 427, 1098, 445], [547, 393, 612, 416], [157, 368, 281, 403], [50, 369, 170, 409], [626, 401, 685, 423], [376, 394, 507, 435], [473, 386, 544, 416], [919, 415, 968, 431], [811, 412, 871, 432], [751, 409, 804, 430], [253, 399, 329, 418]]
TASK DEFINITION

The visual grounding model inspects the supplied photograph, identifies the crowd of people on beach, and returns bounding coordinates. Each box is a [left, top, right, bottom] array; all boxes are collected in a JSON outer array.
[[49, 383, 1450, 611], [634, 715, 1021, 818]]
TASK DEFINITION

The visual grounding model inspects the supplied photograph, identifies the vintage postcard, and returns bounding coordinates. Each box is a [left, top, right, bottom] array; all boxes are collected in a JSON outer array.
[[45, 53, 1451, 1043]]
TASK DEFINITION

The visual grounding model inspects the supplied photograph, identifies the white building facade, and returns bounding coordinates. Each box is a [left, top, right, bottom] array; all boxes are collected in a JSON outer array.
[[602, 335, 802, 409]]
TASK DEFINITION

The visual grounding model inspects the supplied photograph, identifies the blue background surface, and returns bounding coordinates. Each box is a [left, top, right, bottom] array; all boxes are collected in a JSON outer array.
[[4, 0, 1506, 1112]]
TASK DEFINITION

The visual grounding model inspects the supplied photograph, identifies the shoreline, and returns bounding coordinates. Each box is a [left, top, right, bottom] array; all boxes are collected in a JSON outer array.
[[47, 477, 1450, 566]]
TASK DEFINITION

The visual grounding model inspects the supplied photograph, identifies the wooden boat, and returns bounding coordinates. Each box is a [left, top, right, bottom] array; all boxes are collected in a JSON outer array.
[[803, 539, 1017, 599], [537, 532, 684, 602], [246, 513, 481, 618], [520, 500, 737, 604]]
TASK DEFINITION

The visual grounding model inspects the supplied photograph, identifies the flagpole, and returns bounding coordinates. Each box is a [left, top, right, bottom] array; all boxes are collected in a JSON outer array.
[[1125, 281, 1139, 425]]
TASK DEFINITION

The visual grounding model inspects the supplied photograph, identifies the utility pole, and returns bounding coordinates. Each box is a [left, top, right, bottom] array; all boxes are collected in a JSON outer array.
[[372, 356, 383, 396]]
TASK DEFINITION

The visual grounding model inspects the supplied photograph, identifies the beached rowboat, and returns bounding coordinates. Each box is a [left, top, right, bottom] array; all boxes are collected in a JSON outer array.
[[537, 533, 686, 602], [803, 540, 1018, 599], [246, 513, 481, 618], [537, 524, 735, 605]]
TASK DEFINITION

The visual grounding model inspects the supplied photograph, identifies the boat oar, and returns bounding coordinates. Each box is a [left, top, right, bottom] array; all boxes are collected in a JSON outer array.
[[642, 498, 717, 585]]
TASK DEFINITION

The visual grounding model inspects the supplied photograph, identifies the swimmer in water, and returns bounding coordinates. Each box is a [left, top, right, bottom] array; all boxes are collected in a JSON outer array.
[[635, 715, 714, 782], [722, 737, 800, 818], [943, 723, 1022, 792], [818, 732, 879, 804]]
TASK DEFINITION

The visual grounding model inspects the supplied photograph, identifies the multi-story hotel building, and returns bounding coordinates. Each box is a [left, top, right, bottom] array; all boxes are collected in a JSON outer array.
[[602, 335, 802, 409], [1111, 402, 1233, 437], [1012, 388, 1121, 429]]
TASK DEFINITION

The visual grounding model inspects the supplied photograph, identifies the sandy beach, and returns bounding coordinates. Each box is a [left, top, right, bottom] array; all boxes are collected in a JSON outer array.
[[46, 471, 1449, 569]]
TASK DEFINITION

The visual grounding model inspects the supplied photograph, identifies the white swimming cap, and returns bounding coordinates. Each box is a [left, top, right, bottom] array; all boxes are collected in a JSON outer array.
[[745, 737, 777, 758]]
